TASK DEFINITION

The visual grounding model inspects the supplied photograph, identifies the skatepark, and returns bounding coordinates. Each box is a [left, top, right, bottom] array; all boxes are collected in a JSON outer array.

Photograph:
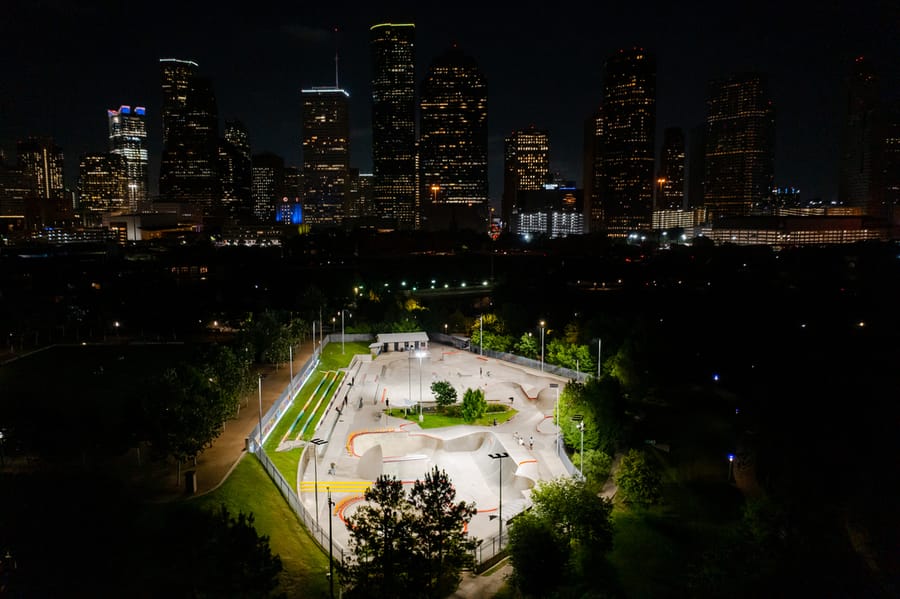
[[292, 341, 573, 553]]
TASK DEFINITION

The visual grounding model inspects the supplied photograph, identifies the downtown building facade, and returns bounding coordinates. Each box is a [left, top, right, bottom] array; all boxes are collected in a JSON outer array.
[[159, 58, 221, 211], [418, 46, 489, 232], [657, 127, 685, 210], [503, 127, 550, 231], [301, 87, 350, 226], [371, 23, 417, 230], [16, 137, 70, 229], [107, 105, 149, 212], [590, 48, 657, 236], [703, 73, 775, 220], [77, 153, 127, 221]]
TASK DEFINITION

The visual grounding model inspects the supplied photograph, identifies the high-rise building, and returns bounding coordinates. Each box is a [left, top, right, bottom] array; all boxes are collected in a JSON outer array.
[[301, 87, 350, 226], [371, 22, 417, 230], [658, 127, 685, 210], [160, 58, 198, 146], [882, 100, 900, 223], [687, 124, 706, 209], [159, 59, 220, 209], [839, 56, 882, 214], [704, 73, 775, 219], [503, 127, 550, 230], [16, 137, 69, 229], [219, 120, 252, 218], [419, 46, 488, 231], [107, 105, 148, 211], [77, 153, 127, 218], [17, 137, 65, 200], [597, 48, 656, 235], [251, 152, 285, 222], [582, 110, 605, 233]]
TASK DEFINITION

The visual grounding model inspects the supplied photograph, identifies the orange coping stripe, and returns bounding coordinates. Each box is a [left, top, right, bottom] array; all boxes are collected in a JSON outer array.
[[518, 459, 538, 465]]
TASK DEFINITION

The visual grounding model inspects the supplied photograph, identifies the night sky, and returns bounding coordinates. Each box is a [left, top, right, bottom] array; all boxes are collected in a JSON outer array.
[[1, 1, 897, 205]]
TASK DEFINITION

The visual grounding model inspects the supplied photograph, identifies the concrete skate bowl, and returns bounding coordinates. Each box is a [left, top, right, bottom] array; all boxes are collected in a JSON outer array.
[[349, 429, 537, 496], [482, 380, 540, 404], [534, 385, 564, 412]]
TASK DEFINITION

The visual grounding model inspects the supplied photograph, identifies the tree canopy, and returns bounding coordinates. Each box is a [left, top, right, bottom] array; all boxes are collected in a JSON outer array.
[[342, 468, 476, 599], [508, 476, 614, 596]]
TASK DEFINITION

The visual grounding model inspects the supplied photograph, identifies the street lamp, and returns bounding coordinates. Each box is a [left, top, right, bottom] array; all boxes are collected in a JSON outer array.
[[431, 184, 440, 204], [310, 438, 328, 528], [338, 309, 351, 354], [539, 321, 546, 372], [257, 373, 263, 447], [479, 314, 484, 356], [550, 383, 560, 454], [327, 486, 335, 599], [727, 453, 735, 483], [415, 350, 427, 421], [572, 414, 585, 480], [488, 452, 509, 548]]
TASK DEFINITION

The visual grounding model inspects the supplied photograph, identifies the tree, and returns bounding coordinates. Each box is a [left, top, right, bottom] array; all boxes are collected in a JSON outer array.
[[430, 380, 457, 410], [342, 475, 417, 598], [615, 448, 662, 504], [513, 333, 539, 359], [508, 477, 614, 595], [342, 470, 476, 599], [460, 387, 487, 422], [507, 511, 567, 597], [155, 505, 285, 598], [573, 448, 613, 490], [408, 467, 477, 597]]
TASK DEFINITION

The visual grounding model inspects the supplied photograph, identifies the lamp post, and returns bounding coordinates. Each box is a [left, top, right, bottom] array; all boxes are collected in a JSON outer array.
[[327, 486, 335, 599], [289, 344, 294, 399], [479, 314, 483, 356], [336, 309, 351, 354], [257, 373, 263, 447], [572, 414, 584, 480], [415, 350, 427, 421], [550, 383, 560, 454], [597, 338, 602, 378], [727, 453, 735, 483], [540, 321, 546, 372], [654, 176, 666, 229], [488, 452, 509, 548], [310, 438, 328, 528]]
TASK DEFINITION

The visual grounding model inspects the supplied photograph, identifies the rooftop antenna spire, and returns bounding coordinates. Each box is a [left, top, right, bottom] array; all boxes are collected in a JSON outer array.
[[334, 26, 340, 88]]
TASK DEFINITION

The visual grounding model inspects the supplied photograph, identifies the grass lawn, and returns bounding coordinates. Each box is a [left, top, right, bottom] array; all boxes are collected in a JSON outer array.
[[193, 454, 331, 598], [263, 342, 370, 487], [386, 406, 517, 429]]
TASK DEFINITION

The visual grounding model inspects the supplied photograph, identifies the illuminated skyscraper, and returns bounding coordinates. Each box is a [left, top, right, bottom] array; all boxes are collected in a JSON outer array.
[[219, 120, 252, 217], [301, 87, 350, 226], [704, 73, 775, 219], [17, 137, 64, 200], [251, 152, 285, 222], [582, 110, 605, 232], [160, 58, 198, 146], [159, 58, 220, 209], [658, 127, 685, 210], [595, 48, 656, 235], [107, 105, 148, 211], [503, 127, 550, 230], [16, 137, 69, 228], [77, 152, 127, 217], [371, 22, 416, 229], [419, 46, 488, 231], [839, 56, 881, 213]]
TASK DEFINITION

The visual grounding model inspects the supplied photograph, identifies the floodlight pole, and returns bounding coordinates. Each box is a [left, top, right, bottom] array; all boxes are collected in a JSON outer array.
[[488, 452, 509, 548]]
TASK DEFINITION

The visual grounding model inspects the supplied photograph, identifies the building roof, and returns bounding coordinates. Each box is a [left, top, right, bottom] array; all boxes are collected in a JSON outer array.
[[376, 332, 429, 344]]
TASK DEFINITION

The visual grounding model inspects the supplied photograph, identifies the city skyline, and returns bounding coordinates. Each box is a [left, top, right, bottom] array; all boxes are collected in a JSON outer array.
[[1, 1, 897, 207]]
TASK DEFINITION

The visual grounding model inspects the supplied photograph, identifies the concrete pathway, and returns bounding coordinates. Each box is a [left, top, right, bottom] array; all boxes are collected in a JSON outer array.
[[449, 560, 513, 598]]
